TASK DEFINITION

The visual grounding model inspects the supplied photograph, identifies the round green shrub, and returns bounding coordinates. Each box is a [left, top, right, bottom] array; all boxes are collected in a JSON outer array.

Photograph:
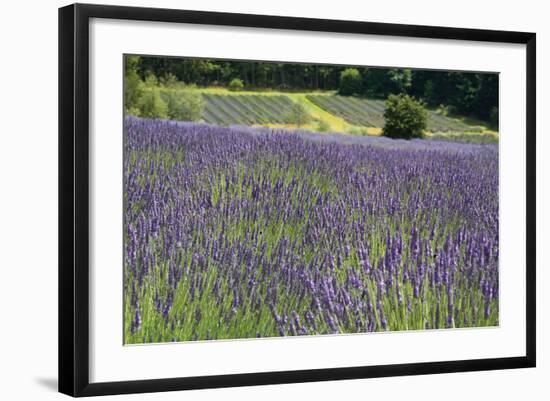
[[228, 78, 244, 91], [382, 94, 427, 139]]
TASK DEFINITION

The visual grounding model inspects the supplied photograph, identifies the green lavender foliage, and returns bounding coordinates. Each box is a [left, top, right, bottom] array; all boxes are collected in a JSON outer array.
[[124, 118, 499, 344]]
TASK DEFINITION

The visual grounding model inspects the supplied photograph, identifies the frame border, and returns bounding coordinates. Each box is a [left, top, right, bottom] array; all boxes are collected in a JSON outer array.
[[58, 3, 536, 397]]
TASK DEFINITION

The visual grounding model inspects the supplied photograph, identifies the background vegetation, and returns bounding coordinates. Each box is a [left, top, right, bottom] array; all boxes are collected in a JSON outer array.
[[128, 56, 498, 127]]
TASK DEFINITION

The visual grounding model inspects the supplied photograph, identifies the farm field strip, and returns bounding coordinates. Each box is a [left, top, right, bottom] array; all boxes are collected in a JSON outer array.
[[307, 95, 474, 133], [311, 96, 365, 126], [202, 96, 239, 125], [207, 94, 247, 125], [246, 96, 281, 121], [201, 94, 295, 125], [230, 96, 270, 124], [332, 96, 385, 127], [312, 95, 376, 127], [198, 92, 482, 134], [427, 111, 474, 132]]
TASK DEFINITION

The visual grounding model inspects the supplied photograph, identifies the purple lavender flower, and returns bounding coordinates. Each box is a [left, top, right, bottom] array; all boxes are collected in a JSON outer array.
[[123, 117, 499, 343], [131, 308, 142, 335]]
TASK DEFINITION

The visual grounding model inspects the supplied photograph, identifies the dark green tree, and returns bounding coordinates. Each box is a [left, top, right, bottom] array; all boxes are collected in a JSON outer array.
[[382, 94, 427, 139], [471, 74, 499, 122], [363, 68, 411, 98], [339, 68, 362, 96], [124, 55, 144, 113]]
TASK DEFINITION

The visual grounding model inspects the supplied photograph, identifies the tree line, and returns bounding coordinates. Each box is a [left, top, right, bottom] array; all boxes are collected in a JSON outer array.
[[128, 56, 498, 125]]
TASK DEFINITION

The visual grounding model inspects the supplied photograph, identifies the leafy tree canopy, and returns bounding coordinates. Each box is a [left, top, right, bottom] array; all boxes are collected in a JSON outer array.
[[382, 94, 427, 139]]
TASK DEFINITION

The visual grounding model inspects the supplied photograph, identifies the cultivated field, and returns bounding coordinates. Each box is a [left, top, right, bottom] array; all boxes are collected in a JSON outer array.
[[306, 95, 474, 132], [124, 117, 499, 343], [201, 94, 295, 126], [191, 91, 496, 142]]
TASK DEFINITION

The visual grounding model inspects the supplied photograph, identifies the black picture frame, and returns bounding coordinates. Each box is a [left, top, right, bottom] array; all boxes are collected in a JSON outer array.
[[59, 3, 536, 397]]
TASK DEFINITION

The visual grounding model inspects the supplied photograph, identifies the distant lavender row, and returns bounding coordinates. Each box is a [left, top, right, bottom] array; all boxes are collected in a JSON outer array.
[[124, 117, 499, 343], [229, 123, 496, 151]]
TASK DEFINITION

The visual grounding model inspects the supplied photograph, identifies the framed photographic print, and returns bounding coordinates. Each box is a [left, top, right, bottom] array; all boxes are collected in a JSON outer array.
[[58, 3, 536, 397]]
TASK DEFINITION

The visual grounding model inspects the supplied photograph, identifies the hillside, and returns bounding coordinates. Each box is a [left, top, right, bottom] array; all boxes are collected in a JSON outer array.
[[192, 88, 496, 141]]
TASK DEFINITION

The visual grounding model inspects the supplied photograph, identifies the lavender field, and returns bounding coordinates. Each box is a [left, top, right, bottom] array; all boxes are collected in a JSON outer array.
[[124, 116, 499, 344]]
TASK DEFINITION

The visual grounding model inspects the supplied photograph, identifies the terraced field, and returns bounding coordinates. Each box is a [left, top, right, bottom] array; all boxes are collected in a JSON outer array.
[[201, 94, 295, 125], [306, 95, 473, 133], [197, 92, 483, 134]]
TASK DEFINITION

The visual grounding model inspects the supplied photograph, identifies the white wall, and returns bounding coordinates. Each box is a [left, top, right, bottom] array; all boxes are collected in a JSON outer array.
[[0, 0, 546, 399]]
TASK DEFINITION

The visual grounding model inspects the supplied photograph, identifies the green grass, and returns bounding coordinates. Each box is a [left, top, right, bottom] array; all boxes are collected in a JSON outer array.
[[427, 132, 499, 144]]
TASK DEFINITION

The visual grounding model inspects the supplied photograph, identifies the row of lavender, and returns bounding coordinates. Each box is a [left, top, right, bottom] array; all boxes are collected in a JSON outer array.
[[124, 117, 499, 343]]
